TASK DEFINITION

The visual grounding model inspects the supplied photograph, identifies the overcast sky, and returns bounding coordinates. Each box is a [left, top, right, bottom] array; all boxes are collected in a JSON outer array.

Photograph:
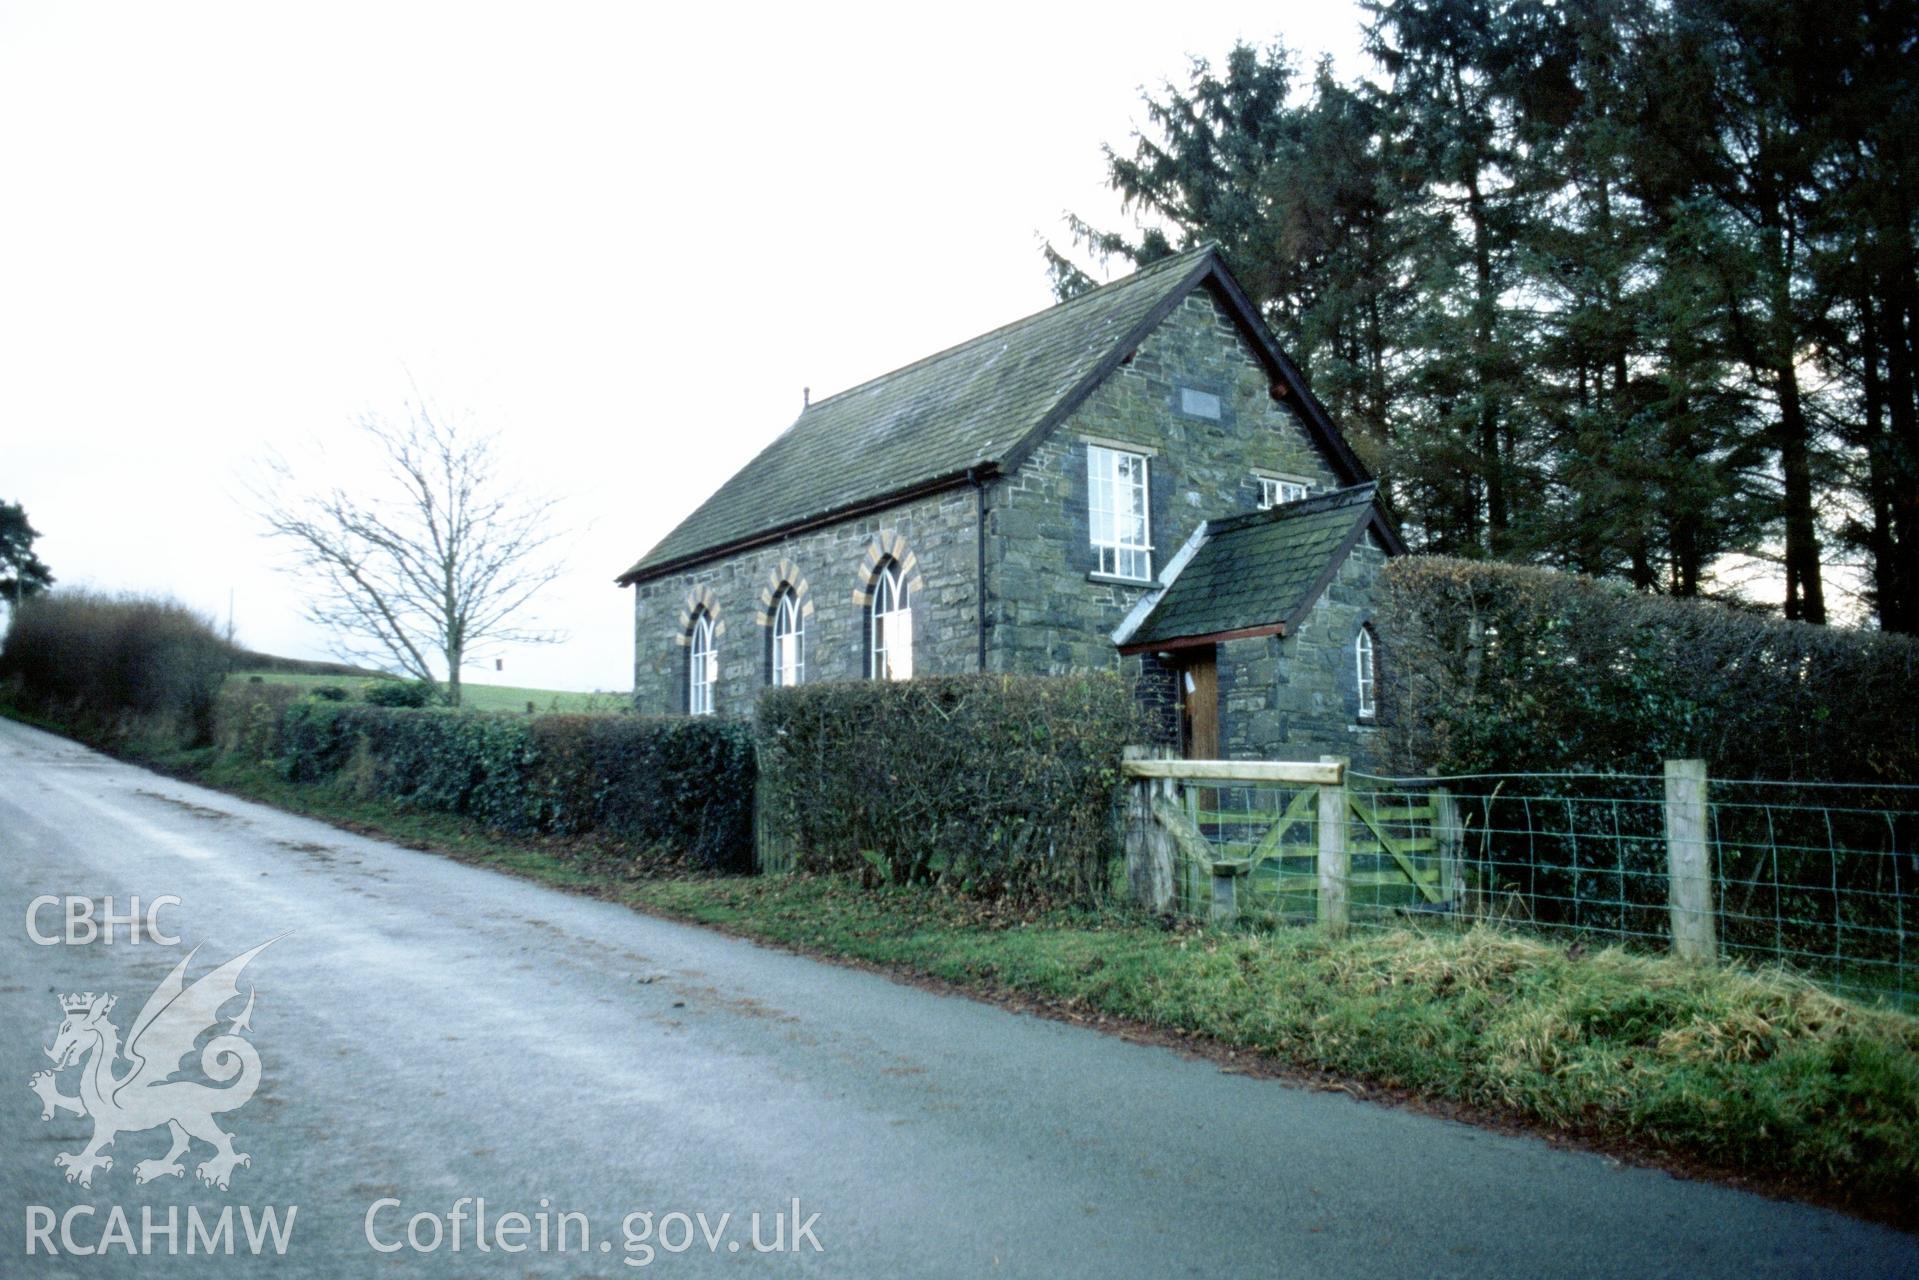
[[1, 1, 1368, 692]]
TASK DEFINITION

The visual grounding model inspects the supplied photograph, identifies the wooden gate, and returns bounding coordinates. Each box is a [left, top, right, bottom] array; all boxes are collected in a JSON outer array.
[[1122, 754, 1464, 927]]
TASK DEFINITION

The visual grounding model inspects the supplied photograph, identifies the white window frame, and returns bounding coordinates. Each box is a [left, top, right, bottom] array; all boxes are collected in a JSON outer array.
[[869, 563, 913, 680], [1355, 626, 1377, 721], [1257, 475, 1311, 508], [772, 590, 804, 687], [1087, 444, 1152, 581], [688, 612, 717, 715]]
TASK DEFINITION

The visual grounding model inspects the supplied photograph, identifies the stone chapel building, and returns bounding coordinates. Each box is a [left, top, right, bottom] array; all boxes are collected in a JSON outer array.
[[617, 244, 1404, 763]]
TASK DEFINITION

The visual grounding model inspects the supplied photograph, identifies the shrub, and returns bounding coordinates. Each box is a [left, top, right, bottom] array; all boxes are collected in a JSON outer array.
[[0, 590, 233, 744], [1374, 556, 1919, 782], [363, 679, 435, 708], [274, 703, 754, 870], [211, 682, 304, 760], [755, 673, 1137, 902], [312, 685, 350, 702], [524, 715, 756, 871]]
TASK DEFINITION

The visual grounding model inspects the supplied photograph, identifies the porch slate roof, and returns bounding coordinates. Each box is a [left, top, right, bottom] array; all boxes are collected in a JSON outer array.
[[1117, 484, 1388, 650]]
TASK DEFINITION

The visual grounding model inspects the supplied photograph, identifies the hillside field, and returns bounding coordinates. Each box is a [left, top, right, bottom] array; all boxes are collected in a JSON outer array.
[[228, 670, 628, 715]]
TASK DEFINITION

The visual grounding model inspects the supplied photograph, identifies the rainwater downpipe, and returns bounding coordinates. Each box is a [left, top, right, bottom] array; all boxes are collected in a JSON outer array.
[[968, 467, 987, 672]]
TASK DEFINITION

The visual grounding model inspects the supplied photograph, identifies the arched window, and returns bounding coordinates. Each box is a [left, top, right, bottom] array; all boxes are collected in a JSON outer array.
[[869, 561, 913, 680], [688, 611, 717, 715], [771, 588, 804, 687], [1355, 625, 1377, 722]]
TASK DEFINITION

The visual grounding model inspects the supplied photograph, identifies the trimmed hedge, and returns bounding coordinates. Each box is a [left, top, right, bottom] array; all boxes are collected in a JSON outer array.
[[522, 714, 756, 865], [274, 702, 755, 871], [1375, 556, 1919, 781], [755, 673, 1137, 902]]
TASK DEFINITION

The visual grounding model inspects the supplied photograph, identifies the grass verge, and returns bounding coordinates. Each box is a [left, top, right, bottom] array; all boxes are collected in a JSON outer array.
[[61, 738, 1919, 1230]]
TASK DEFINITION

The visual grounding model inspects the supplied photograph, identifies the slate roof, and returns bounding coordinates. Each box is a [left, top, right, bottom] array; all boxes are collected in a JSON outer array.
[[617, 244, 1369, 584], [1117, 484, 1391, 651]]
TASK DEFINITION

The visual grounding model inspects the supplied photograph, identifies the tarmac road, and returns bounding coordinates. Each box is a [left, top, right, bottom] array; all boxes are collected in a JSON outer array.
[[0, 715, 1912, 1278]]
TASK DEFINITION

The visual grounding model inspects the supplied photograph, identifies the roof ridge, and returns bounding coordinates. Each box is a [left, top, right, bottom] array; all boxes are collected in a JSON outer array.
[[801, 244, 1217, 415]]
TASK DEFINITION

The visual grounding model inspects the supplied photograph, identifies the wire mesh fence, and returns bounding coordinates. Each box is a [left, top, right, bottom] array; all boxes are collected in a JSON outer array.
[[1128, 763, 1919, 1009], [1708, 779, 1916, 1007], [1345, 771, 1677, 948]]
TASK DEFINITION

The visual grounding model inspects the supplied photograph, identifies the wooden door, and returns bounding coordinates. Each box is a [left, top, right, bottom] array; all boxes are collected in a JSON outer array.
[[1176, 650, 1219, 760]]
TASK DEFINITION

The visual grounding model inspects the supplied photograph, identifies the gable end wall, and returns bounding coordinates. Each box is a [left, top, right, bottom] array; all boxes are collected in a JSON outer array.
[[983, 285, 1342, 679]]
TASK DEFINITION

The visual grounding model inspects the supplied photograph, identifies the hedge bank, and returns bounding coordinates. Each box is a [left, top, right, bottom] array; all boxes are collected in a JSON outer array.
[[1375, 556, 1919, 782], [214, 687, 754, 871], [755, 673, 1137, 902], [0, 590, 233, 745]]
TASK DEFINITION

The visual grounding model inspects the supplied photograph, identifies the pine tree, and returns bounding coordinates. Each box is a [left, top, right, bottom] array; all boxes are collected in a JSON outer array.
[[0, 501, 53, 608], [1055, 44, 1418, 485], [1049, 0, 1919, 629], [1364, 0, 1538, 557]]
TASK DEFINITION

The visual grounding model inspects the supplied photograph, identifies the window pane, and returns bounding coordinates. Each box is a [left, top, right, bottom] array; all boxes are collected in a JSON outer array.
[[890, 608, 913, 679], [1088, 444, 1150, 578], [870, 565, 911, 681], [868, 562, 914, 681], [1259, 477, 1309, 508], [689, 615, 718, 714], [773, 594, 802, 686], [1088, 448, 1113, 546], [1356, 630, 1375, 718]]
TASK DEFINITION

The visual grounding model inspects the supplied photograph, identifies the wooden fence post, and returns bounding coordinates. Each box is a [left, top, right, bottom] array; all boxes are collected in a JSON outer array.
[[1124, 745, 1176, 913], [1432, 785, 1465, 909], [1209, 863, 1241, 926], [1317, 755, 1350, 936], [1663, 759, 1716, 963], [752, 752, 792, 875]]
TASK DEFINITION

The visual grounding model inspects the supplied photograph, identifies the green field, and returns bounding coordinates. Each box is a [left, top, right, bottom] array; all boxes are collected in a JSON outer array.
[[226, 670, 629, 714]]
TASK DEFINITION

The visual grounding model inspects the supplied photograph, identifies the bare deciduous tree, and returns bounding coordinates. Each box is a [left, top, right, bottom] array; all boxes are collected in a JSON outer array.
[[257, 404, 565, 706]]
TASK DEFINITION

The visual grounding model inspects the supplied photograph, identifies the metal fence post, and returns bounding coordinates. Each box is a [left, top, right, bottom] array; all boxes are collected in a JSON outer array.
[[1664, 758, 1716, 963], [1317, 755, 1350, 936]]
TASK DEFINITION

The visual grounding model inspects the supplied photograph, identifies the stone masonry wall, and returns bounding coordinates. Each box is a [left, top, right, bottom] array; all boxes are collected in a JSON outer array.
[[982, 281, 1367, 760], [1216, 540, 1387, 768], [983, 284, 1342, 680], [630, 487, 981, 717]]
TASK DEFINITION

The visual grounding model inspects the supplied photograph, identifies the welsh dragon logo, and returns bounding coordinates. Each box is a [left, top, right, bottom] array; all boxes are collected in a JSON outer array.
[[28, 939, 277, 1190]]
